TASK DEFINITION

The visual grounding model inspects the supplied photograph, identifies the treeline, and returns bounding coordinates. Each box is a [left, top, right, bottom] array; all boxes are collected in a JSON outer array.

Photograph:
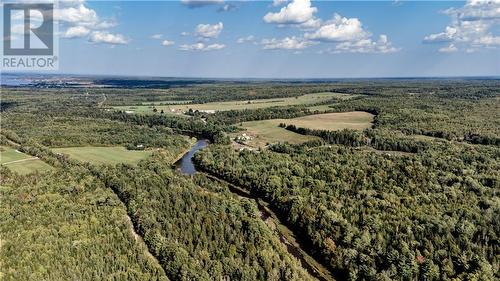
[[105, 111, 232, 144], [282, 124, 430, 153], [327, 88, 499, 146], [283, 125, 365, 147], [1, 112, 192, 148], [40, 106, 233, 144], [463, 132, 500, 146], [207, 107, 311, 126], [194, 144, 499, 280]]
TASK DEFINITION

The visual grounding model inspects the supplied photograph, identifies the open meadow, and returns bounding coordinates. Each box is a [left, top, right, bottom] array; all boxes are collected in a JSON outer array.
[[52, 146, 153, 165], [233, 111, 374, 147], [1, 146, 53, 174]]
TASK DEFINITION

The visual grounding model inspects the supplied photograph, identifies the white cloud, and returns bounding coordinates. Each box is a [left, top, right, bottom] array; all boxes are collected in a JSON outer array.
[[181, 0, 224, 8], [262, 1, 398, 54], [273, 0, 288, 7], [54, 3, 99, 25], [305, 14, 369, 42], [298, 18, 322, 30], [204, 43, 225, 50], [439, 44, 458, 53], [474, 35, 500, 46], [263, 0, 317, 24], [161, 40, 175, 46], [181, 32, 190, 36], [334, 35, 399, 53], [218, 3, 236, 12], [62, 26, 90, 38], [261, 36, 315, 50], [448, 0, 500, 21], [179, 42, 225, 51], [151, 34, 163, 39], [51, 1, 126, 45], [195, 22, 223, 38], [424, 0, 500, 51], [89, 31, 129, 45], [424, 26, 458, 43], [237, 35, 256, 44]]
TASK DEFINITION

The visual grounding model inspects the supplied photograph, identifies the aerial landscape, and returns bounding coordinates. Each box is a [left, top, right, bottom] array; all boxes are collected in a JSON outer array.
[[1, 1, 499, 281]]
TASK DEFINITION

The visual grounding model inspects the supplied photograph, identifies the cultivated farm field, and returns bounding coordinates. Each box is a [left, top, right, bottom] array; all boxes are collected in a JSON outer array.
[[113, 92, 353, 114], [52, 146, 153, 165]]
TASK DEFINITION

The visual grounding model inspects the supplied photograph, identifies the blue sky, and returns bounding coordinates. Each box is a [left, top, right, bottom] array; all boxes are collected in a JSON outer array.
[[49, 1, 500, 77]]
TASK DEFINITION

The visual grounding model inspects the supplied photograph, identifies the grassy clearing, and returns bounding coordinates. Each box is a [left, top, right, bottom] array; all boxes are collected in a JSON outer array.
[[281, 111, 374, 131], [410, 134, 448, 142], [233, 111, 374, 147], [142, 100, 192, 105], [0, 146, 31, 163], [113, 92, 353, 114], [1, 146, 53, 174], [109, 105, 183, 115], [306, 104, 335, 112], [232, 120, 318, 148], [52, 146, 152, 165], [3, 160, 54, 174]]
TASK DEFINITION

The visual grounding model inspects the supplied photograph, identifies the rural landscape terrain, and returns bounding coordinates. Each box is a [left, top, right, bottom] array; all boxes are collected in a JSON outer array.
[[0, 76, 498, 280]]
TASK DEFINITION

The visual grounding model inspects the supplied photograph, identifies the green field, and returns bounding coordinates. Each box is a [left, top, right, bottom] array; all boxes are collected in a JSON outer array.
[[113, 92, 353, 114], [142, 100, 192, 105], [0, 146, 30, 163], [280, 111, 374, 130], [233, 111, 374, 147], [232, 121, 319, 148], [52, 146, 153, 165], [1, 146, 53, 174]]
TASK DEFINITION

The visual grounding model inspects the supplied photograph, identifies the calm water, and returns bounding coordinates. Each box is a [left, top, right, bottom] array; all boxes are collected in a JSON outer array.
[[175, 139, 209, 175]]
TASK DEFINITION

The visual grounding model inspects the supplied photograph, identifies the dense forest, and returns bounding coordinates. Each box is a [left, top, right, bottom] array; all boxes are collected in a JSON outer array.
[[0, 165, 169, 281], [1, 79, 499, 280], [98, 153, 312, 280], [194, 142, 499, 280]]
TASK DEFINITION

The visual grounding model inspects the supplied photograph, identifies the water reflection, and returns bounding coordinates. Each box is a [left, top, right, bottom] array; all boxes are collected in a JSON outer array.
[[175, 139, 209, 175]]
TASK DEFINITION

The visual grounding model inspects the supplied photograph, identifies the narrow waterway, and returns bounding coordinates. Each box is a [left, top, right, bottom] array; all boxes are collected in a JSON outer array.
[[174, 139, 209, 175], [175, 141, 335, 281]]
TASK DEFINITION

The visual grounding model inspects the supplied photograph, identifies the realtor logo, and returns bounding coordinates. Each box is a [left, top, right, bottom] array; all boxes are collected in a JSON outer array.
[[2, 2, 58, 70]]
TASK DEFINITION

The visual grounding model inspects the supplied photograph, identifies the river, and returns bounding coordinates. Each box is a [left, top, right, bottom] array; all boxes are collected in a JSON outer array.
[[175, 140, 335, 281], [174, 139, 209, 175]]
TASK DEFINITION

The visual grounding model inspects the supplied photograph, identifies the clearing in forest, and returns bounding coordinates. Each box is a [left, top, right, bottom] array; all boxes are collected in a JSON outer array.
[[233, 111, 374, 148], [52, 146, 152, 165], [113, 92, 355, 114], [279, 111, 374, 131], [0, 146, 53, 174]]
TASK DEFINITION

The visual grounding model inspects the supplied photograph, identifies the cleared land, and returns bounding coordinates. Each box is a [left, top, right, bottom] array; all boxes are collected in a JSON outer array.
[[113, 93, 354, 114], [0, 146, 30, 163], [233, 111, 374, 148], [233, 121, 319, 148], [280, 111, 374, 131], [52, 146, 152, 165], [1, 146, 53, 174], [142, 100, 192, 105]]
